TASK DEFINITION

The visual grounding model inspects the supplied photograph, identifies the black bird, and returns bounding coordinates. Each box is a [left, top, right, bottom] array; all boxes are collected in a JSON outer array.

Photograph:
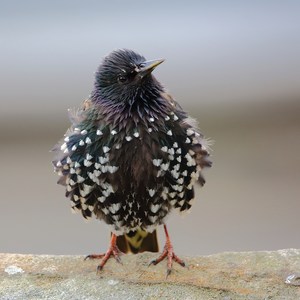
[[53, 49, 211, 275]]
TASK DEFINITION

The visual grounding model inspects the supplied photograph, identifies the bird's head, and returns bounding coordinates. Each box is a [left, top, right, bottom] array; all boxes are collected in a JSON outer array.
[[94, 49, 164, 103]]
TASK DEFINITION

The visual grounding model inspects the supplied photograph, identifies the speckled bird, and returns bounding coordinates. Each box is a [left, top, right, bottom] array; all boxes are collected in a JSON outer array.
[[52, 49, 212, 275]]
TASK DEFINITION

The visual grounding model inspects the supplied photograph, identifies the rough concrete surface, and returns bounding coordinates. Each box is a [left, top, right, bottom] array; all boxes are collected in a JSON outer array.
[[1, 249, 300, 300]]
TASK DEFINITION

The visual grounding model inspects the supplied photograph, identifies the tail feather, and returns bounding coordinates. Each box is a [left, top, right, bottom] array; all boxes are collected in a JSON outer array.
[[116, 229, 159, 254]]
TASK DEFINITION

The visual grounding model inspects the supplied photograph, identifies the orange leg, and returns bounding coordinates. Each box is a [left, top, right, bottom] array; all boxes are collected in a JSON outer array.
[[149, 224, 186, 277], [85, 233, 123, 272]]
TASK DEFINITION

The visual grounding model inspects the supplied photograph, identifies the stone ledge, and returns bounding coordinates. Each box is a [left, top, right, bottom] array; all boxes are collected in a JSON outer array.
[[1, 249, 300, 300]]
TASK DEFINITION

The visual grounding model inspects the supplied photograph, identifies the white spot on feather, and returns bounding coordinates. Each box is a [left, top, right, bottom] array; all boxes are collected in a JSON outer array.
[[168, 148, 175, 155], [133, 132, 139, 138], [150, 204, 160, 213], [86, 153, 93, 160], [161, 146, 168, 152], [161, 190, 168, 200], [103, 146, 110, 153], [169, 192, 176, 198], [161, 162, 170, 171], [187, 183, 193, 190], [111, 213, 119, 220], [96, 129, 103, 136], [176, 148, 182, 154], [171, 185, 178, 191], [153, 159, 163, 166], [177, 185, 184, 192], [101, 165, 108, 173], [175, 165, 181, 172], [148, 189, 155, 197], [186, 128, 194, 136], [170, 199, 177, 205], [148, 215, 158, 224], [185, 153, 196, 166], [81, 130, 87, 135], [80, 184, 93, 197], [192, 138, 199, 144], [88, 172, 99, 184], [98, 196, 106, 203], [189, 150, 195, 156], [111, 130, 117, 135], [85, 137, 92, 144], [177, 178, 184, 184], [102, 207, 109, 214], [60, 143, 67, 151], [83, 160, 92, 167], [77, 175, 85, 183], [125, 136, 132, 141], [178, 199, 185, 207], [99, 156, 108, 164], [109, 203, 121, 213], [94, 170, 101, 177], [171, 169, 180, 179], [108, 166, 119, 173], [79, 140, 84, 146]]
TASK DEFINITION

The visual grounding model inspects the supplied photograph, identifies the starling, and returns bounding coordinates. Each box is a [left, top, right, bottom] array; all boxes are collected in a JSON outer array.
[[53, 49, 212, 275]]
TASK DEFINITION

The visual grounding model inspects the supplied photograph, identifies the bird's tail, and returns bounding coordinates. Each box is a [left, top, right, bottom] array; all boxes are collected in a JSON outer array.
[[116, 229, 159, 254]]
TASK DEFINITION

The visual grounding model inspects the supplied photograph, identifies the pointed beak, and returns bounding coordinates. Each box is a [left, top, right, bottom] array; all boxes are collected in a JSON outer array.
[[138, 58, 165, 77]]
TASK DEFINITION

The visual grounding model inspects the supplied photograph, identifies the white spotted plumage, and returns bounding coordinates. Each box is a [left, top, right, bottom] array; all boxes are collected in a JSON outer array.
[[53, 50, 211, 235]]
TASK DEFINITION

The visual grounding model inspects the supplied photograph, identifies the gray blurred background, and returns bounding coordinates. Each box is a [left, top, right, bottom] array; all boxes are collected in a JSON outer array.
[[1, 1, 299, 256]]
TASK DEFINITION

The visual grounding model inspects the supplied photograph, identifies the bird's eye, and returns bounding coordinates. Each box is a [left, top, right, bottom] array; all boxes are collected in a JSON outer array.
[[139, 63, 145, 68], [117, 75, 127, 83]]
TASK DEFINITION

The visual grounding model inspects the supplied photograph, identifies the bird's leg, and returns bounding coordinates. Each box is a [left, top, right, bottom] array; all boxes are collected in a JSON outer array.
[[149, 224, 186, 276], [84, 233, 123, 271]]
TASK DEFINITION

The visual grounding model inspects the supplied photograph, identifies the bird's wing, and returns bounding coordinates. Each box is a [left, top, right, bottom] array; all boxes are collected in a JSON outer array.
[[52, 99, 120, 221], [156, 92, 212, 213]]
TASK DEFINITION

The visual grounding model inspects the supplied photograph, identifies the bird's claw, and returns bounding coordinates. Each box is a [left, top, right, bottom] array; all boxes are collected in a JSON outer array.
[[148, 259, 158, 266], [149, 244, 186, 277], [84, 254, 105, 261], [96, 265, 103, 274], [85, 234, 123, 273], [166, 268, 172, 279]]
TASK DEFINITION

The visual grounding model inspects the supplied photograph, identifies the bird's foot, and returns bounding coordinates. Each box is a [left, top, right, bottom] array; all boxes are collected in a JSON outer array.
[[149, 243, 185, 277], [84, 234, 123, 272], [149, 225, 186, 277]]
